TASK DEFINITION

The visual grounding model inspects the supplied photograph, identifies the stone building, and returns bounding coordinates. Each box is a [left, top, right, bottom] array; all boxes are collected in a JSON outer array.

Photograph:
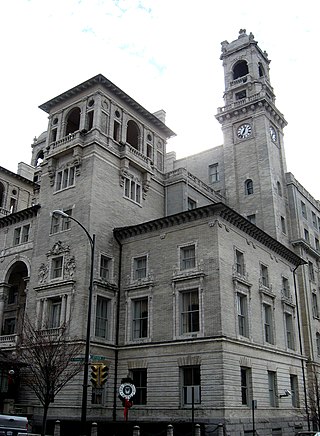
[[0, 30, 319, 435]]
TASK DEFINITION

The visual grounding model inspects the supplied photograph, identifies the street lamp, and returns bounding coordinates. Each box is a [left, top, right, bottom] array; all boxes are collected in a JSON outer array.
[[52, 210, 95, 435]]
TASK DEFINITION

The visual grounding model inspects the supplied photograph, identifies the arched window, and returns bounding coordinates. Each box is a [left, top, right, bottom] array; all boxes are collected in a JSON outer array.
[[126, 120, 140, 150], [233, 60, 249, 80], [245, 179, 253, 195], [277, 181, 282, 196], [35, 150, 44, 167], [65, 107, 81, 135]]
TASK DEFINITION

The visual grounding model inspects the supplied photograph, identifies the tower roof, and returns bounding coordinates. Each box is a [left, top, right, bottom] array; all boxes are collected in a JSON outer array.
[[39, 74, 175, 138]]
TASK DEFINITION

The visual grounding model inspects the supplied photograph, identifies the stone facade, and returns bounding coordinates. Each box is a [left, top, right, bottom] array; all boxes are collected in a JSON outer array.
[[0, 30, 319, 435]]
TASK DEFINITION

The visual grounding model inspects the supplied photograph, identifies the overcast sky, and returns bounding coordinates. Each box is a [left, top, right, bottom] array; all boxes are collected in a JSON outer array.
[[1, 0, 319, 199]]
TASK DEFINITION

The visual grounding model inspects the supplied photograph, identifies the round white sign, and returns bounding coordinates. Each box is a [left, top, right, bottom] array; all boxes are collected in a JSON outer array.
[[119, 383, 136, 400]]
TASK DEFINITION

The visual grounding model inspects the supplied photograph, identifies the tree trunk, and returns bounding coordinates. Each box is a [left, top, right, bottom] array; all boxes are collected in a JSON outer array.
[[41, 402, 50, 436]]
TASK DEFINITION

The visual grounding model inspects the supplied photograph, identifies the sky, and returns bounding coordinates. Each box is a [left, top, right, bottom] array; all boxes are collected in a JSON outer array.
[[1, 0, 319, 199]]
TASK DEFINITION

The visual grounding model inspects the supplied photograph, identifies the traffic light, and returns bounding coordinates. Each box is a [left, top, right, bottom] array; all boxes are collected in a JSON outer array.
[[100, 364, 108, 386], [90, 364, 100, 387]]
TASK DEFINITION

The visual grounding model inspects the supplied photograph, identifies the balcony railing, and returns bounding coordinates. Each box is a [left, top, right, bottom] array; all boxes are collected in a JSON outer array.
[[0, 334, 18, 346]]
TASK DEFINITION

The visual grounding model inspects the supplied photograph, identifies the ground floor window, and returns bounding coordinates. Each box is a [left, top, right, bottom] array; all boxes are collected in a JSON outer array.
[[182, 366, 201, 405]]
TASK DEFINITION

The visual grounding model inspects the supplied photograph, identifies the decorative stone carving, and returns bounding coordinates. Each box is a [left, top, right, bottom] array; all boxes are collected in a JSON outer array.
[[47, 241, 70, 257], [65, 256, 76, 279], [38, 263, 49, 284]]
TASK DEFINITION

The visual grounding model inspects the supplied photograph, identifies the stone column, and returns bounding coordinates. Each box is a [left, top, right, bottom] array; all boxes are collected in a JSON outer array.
[[60, 294, 67, 325], [41, 298, 48, 328]]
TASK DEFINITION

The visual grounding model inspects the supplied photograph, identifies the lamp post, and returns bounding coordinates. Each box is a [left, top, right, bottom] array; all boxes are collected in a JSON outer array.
[[52, 210, 95, 435]]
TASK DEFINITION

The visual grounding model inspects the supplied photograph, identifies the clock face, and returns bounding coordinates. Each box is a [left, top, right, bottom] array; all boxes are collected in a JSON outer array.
[[237, 123, 252, 139], [270, 126, 277, 142]]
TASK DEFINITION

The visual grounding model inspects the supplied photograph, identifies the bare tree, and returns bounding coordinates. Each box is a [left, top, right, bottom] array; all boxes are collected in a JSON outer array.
[[17, 317, 84, 436], [307, 362, 320, 430]]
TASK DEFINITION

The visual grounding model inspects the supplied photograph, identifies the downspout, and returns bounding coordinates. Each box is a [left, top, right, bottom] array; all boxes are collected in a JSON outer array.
[[112, 230, 122, 422], [293, 262, 310, 430]]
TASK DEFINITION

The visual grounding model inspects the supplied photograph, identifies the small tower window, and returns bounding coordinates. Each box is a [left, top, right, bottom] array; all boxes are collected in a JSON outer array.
[[86, 111, 94, 131], [245, 179, 253, 195], [126, 120, 140, 150], [258, 62, 265, 77], [233, 60, 249, 80], [65, 107, 81, 135], [35, 150, 44, 166], [235, 90, 247, 100], [277, 181, 282, 196]]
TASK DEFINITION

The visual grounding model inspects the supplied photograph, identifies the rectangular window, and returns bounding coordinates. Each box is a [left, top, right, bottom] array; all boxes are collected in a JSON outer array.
[[281, 216, 286, 234], [282, 277, 290, 298], [124, 178, 141, 204], [312, 292, 319, 318], [317, 333, 320, 356], [182, 366, 201, 405], [100, 255, 111, 280], [48, 298, 62, 329], [3, 318, 16, 335], [240, 367, 251, 405], [132, 298, 148, 339], [187, 198, 197, 210], [51, 256, 63, 280], [308, 261, 315, 282], [131, 369, 147, 405], [61, 209, 72, 231], [55, 167, 75, 191], [157, 150, 163, 172], [21, 224, 30, 243], [260, 264, 269, 288], [7, 287, 18, 305], [268, 371, 278, 407], [235, 249, 245, 276], [312, 211, 317, 228], [290, 374, 299, 407], [304, 228, 310, 243], [134, 256, 147, 280], [285, 312, 294, 349], [315, 237, 320, 252], [208, 163, 219, 183], [180, 245, 196, 270], [50, 215, 60, 234], [264, 304, 274, 344], [181, 290, 199, 334], [95, 296, 110, 339], [237, 293, 248, 337], [301, 201, 307, 218], [92, 387, 105, 405], [13, 227, 21, 245], [113, 120, 121, 141]]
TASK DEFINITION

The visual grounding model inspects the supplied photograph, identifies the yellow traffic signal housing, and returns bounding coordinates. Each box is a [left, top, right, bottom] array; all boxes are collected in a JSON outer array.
[[100, 364, 108, 386], [90, 364, 100, 387]]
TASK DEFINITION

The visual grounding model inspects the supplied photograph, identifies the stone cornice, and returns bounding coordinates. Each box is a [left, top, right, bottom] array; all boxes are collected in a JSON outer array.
[[114, 203, 304, 266], [0, 165, 39, 187], [216, 91, 287, 128], [39, 74, 176, 139], [0, 204, 41, 228]]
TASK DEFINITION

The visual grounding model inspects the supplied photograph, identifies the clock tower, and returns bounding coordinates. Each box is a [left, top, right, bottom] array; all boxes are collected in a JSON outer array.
[[216, 30, 289, 243]]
